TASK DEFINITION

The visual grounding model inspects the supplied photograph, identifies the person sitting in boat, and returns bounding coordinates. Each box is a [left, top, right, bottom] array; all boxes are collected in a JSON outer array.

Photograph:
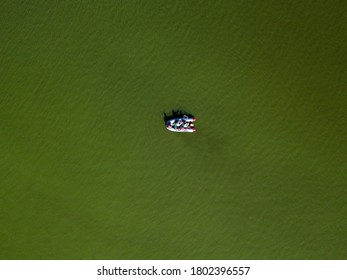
[[183, 121, 190, 128], [176, 119, 184, 128]]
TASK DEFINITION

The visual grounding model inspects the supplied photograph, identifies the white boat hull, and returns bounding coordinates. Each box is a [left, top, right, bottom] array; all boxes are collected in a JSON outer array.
[[166, 126, 196, 133], [165, 117, 196, 133]]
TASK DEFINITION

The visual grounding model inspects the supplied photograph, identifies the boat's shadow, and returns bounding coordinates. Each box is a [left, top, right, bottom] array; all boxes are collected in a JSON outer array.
[[163, 110, 195, 122]]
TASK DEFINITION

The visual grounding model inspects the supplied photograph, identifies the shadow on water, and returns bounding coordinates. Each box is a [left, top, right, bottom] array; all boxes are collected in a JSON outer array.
[[163, 109, 195, 123]]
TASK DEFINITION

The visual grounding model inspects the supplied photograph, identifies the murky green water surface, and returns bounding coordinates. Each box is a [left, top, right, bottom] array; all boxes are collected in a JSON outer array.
[[1, 0, 346, 259]]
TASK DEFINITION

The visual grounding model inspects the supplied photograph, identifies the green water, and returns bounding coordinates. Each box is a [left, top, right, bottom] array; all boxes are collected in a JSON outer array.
[[1, 0, 346, 259]]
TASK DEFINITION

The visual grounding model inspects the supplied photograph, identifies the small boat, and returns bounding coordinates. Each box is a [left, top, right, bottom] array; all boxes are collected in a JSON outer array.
[[166, 115, 196, 133]]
